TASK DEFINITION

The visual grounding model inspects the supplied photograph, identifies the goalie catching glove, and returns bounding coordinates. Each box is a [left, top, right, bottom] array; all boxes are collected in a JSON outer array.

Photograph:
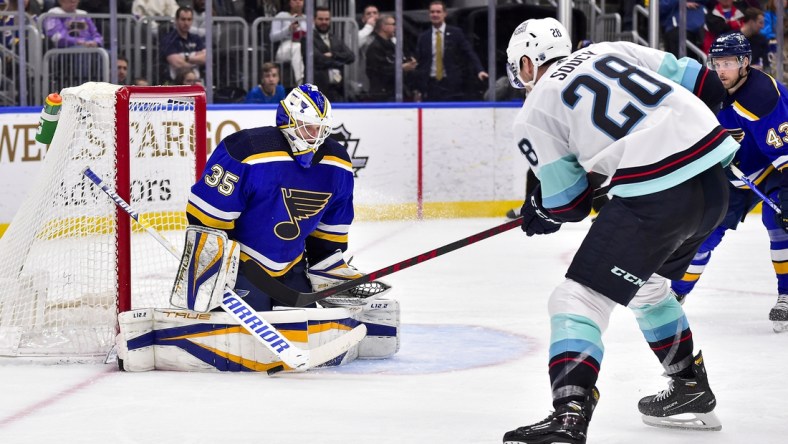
[[308, 249, 364, 291], [308, 250, 392, 305]]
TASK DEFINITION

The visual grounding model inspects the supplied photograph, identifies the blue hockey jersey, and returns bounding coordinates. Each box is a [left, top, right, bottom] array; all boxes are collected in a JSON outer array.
[[187, 126, 354, 277], [718, 69, 788, 189]]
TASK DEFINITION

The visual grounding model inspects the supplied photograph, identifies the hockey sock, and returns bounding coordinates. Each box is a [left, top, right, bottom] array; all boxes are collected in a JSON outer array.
[[632, 296, 694, 377], [548, 313, 604, 407], [762, 198, 788, 295]]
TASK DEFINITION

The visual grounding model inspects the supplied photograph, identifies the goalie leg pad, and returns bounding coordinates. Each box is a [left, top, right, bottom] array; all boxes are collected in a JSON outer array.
[[117, 309, 155, 372], [302, 306, 361, 366], [119, 308, 366, 372], [170, 226, 240, 313], [151, 308, 308, 372], [357, 298, 400, 359], [321, 298, 401, 359]]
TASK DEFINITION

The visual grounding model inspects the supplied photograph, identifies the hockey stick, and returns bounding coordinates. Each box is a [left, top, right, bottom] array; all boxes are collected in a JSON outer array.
[[82, 167, 365, 372], [246, 217, 525, 307], [728, 164, 782, 214]]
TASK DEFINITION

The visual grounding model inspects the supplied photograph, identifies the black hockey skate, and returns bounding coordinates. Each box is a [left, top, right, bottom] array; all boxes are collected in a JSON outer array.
[[769, 295, 788, 333], [503, 387, 599, 444], [638, 351, 721, 431], [670, 289, 688, 305]]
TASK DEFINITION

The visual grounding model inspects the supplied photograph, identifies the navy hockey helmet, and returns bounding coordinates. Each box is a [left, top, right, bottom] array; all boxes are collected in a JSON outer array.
[[276, 84, 333, 168], [707, 32, 751, 69]]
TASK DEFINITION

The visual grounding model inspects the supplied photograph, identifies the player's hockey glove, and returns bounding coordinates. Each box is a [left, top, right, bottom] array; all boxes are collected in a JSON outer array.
[[521, 184, 562, 236], [778, 187, 788, 232]]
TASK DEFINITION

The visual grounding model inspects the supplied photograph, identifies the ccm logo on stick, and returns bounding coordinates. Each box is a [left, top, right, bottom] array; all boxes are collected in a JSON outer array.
[[610, 266, 645, 287]]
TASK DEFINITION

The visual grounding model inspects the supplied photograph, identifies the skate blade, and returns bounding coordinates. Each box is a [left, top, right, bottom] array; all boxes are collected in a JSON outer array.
[[642, 411, 722, 431], [773, 321, 788, 333]]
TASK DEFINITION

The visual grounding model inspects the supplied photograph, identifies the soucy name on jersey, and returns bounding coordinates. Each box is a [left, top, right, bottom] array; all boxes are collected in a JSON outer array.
[[549, 50, 597, 81]]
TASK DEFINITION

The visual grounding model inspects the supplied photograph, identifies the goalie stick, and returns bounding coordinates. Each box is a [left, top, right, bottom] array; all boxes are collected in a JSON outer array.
[[245, 217, 525, 307], [82, 167, 366, 372]]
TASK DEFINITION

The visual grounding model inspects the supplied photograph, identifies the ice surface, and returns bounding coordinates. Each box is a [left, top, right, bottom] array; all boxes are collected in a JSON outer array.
[[0, 218, 785, 443]]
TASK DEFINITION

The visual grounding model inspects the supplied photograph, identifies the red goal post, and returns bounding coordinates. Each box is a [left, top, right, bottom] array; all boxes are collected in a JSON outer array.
[[114, 85, 207, 314], [0, 83, 206, 359]]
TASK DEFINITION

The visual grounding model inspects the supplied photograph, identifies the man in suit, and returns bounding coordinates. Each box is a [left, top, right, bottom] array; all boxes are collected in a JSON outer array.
[[302, 5, 355, 102], [366, 14, 418, 101], [413, 0, 488, 102]]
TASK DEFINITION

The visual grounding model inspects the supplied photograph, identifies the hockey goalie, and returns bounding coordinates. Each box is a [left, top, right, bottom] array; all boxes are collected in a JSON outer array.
[[116, 84, 400, 373]]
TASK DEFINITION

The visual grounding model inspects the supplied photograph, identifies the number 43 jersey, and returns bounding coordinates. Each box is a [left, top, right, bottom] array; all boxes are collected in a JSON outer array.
[[514, 41, 739, 213], [716, 68, 788, 189]]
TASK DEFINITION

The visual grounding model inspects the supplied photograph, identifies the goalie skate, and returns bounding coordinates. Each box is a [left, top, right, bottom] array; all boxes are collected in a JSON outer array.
[[638, 351, 721, 431]]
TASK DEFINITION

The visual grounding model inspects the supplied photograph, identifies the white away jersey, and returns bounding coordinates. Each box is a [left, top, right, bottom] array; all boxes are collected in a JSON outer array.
[[513, 41, 739, 211]]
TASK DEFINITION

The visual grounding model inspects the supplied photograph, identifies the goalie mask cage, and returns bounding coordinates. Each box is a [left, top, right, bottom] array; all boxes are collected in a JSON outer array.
[[0, 83, 206, 360]]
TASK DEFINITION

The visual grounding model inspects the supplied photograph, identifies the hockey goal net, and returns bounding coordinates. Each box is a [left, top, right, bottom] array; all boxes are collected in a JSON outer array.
[[0, 83, 206, 359]]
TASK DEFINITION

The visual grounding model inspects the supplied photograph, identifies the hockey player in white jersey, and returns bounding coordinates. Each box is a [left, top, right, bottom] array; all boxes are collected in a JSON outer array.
[[501, 18, 739, 444]]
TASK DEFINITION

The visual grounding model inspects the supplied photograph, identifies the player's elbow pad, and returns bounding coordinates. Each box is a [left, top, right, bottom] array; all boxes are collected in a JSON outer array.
[[694, 67, 725, 113]]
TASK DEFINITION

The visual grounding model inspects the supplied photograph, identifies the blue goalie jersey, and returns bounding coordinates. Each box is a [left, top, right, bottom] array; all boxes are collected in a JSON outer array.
[[187, 126, 355, 277], [718, 69, 788, 188]]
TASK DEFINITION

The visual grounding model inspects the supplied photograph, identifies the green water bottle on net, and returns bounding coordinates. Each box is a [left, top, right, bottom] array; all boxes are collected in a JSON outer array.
[[35, 93, 62, 144]]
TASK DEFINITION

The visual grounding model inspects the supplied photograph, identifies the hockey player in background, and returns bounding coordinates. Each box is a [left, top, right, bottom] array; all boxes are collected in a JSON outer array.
[[670, 32, 788, 333], [501, 18, 739, 443]]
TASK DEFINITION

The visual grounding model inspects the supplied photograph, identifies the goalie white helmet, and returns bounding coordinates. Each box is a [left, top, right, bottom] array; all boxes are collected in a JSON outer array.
[[276, 84, 333, 168], [506, 17, 572, 89]]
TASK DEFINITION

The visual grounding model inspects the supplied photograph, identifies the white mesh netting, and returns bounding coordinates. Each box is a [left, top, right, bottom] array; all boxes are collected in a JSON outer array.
[[0, 83, 202, 358]]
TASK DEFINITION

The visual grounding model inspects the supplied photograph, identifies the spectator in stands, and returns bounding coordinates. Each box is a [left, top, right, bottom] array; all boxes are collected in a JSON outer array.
[[270, 0, 306, 86], [79, 0, 132, 13], [483, 76, 526, 102], [43, 0, 103, 48], [190, 0, 208, 37], [160, 6, 206, 82], [413, 1, 487, 102], [133, 76, 149, 86], [619, 0, 638, 31], [244, 0, 278, 24], [191, 0, 241, 37], [704, 0, 745, 53], [117, 54, 128, 84], [174, 66, 202, 87], [1, 0, 31, 78], [1, 0, 29, 14], [356, 3, 379, 94], [131, 0, 178, 36], [358, 4, 378, 51], [132, 0, 179, 19], [245, 62, 286, 103], [365, 14, 417, 102], [741, 7, 769, 70], [659, 0, 708, 61], [303, 5, 355, 102], [761, 0, 785, 40]]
